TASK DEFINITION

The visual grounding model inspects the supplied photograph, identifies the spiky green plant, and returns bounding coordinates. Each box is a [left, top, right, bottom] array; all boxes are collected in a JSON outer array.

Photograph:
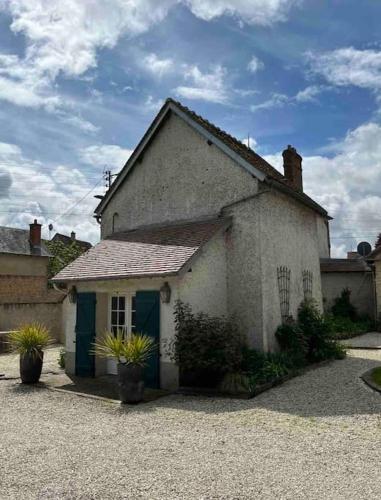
[[8, 323, 51, 359], [92, 330, 125, 362], [93, 331, 155, 366]]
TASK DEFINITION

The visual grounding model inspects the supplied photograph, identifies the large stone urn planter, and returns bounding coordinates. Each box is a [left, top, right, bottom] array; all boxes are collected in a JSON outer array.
[[117, 363, 144, 403]]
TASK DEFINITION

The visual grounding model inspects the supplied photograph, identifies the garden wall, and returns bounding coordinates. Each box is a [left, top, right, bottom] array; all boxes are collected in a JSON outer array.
[[0, 302, 63, 342]]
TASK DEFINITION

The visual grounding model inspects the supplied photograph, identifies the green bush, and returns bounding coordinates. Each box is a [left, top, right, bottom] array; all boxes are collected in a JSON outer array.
[[275, 320, 307, 367], [172, 301, 245, 387], [325, 315, 373, 339], [297, 299, 339, 362], [331, 288, 357, 321], [241, 348, 294, 388]]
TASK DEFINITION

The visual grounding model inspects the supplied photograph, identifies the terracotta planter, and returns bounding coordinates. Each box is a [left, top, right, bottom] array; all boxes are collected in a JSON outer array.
[[20, 351, 44, 384], [117, 363, 144, 404]]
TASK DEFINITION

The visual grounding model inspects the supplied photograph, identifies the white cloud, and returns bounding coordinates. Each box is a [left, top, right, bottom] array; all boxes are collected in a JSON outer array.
[[241, 136, 257, 149], [295, 85, 323, 103], [251, 85, 326, 111], [0, 0, 298, 118], [0, 141, 101, 243], [250, 92, 289, 111], [308, 47, 381, 90], [186, 0, 299, 26], [80, 144, 133, 170], [247, 55, 264, 73], [143, 53, 174, 77], [264, 122, 381, 256], [175, 65, 229, 103]]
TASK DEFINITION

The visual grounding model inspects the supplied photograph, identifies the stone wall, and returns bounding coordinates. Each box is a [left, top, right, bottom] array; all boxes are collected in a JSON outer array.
[[322, 271, 375, 319], [0, 275, 48, 303], [0, 302, 63, 342]]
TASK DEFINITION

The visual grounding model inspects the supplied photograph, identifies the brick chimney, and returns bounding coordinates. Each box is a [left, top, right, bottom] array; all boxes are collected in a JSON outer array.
[[71, 231, 76, 241], [29, 219, 42, 252], [282, 145, 303, 191]]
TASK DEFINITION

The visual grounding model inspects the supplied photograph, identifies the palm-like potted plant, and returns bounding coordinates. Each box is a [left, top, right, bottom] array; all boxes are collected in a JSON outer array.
[[93, 331, 155, 403], [8, 323, 51, 384]]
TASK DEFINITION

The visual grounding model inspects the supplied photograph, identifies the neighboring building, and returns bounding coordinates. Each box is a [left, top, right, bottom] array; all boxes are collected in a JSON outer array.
[[51, 231, 92, 252], [0, 220, 64, 340], [320, 254, 375, 319], [52, 98, 330, 390]]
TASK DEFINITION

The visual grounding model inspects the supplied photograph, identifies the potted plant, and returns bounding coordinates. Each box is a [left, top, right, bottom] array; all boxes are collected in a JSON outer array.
[[93, 331, 155, 404], [8, 323, 51, 384]]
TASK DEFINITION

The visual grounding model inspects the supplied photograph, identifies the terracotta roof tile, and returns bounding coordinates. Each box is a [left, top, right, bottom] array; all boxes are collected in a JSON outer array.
[[51, 218, 229, 282]]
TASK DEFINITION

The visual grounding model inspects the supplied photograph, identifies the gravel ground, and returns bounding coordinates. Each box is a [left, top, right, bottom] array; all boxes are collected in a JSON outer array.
[[1, 348, 381, 500], [340, 331, 381, 349]]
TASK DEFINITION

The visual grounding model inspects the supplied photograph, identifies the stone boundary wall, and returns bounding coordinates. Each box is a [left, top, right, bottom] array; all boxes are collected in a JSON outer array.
[[0, 302, 63, 342]]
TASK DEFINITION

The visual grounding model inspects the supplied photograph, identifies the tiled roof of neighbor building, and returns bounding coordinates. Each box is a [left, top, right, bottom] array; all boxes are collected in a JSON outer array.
[[52, 218, 230, 282], [0, 226, 50, 257], [51, 233, 92, 252], [95, 98, 328, 218], [320, 258, 371, 273]]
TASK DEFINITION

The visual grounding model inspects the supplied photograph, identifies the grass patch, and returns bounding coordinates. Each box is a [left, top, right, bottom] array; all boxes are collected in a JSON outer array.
[[371, 367, 381, 387]]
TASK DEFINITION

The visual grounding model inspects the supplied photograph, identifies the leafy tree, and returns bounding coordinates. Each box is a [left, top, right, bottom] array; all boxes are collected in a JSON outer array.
[[45, 240, 84, 279]]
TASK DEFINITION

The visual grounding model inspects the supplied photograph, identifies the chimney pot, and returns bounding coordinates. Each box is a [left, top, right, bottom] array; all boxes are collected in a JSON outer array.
[[282, 145, 303, 191], [71, 231, 76, 241], [29, 219, 42, 251]]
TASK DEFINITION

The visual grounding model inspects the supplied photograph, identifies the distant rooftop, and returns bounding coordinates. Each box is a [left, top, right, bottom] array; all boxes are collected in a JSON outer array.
[[0, 226, 50, 257]]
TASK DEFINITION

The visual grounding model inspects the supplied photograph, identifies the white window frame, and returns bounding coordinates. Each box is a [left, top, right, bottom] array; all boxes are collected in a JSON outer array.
[[107, 293, 135, 337]]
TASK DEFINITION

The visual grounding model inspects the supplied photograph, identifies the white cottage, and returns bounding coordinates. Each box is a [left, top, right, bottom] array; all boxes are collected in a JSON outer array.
[[52, 98, 331, 390]]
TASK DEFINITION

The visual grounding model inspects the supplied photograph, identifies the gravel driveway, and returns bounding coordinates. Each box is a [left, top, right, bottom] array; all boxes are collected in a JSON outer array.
[[1, 347, 381, 500]]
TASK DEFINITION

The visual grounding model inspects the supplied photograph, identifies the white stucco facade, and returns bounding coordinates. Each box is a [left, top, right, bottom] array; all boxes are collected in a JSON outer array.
[[63, 229, 228, 389], [60, 104, 330, 389]]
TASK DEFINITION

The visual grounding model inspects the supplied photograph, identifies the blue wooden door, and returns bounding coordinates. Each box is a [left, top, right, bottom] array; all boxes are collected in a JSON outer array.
[[75, 292, 96, 377], [134, 291, 160, 388]]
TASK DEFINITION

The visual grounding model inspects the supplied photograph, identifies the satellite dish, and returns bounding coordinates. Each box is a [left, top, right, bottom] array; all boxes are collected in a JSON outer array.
[[357, 241, 372, 257], [48, 223, 54, 231]]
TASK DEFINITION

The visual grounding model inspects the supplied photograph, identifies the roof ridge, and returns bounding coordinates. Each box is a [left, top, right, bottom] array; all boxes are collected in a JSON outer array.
[[166, 98, 259, 156]]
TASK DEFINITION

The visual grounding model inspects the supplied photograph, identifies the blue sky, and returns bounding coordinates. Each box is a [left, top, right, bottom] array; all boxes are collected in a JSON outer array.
[[0, 1, 381, 255]]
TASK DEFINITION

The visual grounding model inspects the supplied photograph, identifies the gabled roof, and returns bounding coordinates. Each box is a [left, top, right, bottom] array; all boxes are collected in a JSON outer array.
[[51, 233, 92, 252], [51, 218, 230, 283], [320, 258, 371, 273], [0, 226, 50, 257], [95, 98, 329, 218]]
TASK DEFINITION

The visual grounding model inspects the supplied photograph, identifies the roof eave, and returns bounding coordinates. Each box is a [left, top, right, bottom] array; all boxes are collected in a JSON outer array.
[[51, 270, 179, 284]]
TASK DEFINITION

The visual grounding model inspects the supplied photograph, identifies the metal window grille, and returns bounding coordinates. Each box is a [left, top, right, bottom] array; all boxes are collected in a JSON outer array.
[[277, 266, 291, 321], [302, 270, 313, 300]]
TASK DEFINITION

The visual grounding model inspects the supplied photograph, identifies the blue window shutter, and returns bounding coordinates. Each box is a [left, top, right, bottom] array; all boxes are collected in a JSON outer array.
[[134, 291, 160, 388]]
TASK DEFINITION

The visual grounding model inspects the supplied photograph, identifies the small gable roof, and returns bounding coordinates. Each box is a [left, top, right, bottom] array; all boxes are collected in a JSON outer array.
[[0, 226, 50, 257], [51, 233, 92, 252], [95, 98, 328, 218], [51, 218, 230, 283]]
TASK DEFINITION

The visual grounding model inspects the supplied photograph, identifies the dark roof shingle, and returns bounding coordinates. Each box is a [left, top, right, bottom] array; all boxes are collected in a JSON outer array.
[[320, 258, 371, 273], [52, 218, 229, 282], [0, 226, 50, 257]]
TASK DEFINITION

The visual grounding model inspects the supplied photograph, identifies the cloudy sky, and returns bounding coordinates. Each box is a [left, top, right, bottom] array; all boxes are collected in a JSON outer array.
[[0, 1, 381, 255]]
